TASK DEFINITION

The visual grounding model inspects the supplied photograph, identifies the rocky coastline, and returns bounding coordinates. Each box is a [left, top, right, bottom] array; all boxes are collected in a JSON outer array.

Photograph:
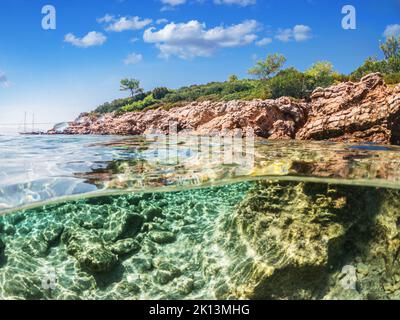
[[50, 73, 400, 145]]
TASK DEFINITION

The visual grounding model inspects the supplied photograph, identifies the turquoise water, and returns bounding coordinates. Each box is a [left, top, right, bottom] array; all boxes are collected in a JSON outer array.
[[2, 135, 400, 300]]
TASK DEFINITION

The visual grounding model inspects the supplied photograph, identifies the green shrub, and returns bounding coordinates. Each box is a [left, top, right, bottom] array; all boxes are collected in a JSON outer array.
[[304, 61, 338, 89], [122, 94, 157, 112], [384, 72, 400, 84], [350, 57, 389, 81], [268, 68, 308, 99], [152, 87, 170, 99]]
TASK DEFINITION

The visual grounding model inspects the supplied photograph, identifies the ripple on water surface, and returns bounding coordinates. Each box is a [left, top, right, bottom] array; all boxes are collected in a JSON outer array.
[[2, 135, 400, 212]]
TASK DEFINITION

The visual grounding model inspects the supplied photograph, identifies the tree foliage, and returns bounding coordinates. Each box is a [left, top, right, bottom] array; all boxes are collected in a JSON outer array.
[[304, 61, 338, 88], [152, 87, 170, 99], [380, 36, 400, 60], [228, 74, 239, 82], [268, 68, 307, 99], [120, 78, 144, 98], [248, 54, 287, 80]]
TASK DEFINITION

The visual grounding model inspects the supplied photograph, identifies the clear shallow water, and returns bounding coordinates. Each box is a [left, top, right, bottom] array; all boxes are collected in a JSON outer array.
[[1, 135, 400, 300], [2, 134, 400, 213]]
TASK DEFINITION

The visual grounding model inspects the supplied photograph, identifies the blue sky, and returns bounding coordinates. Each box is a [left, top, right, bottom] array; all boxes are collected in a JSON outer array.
[[0, 0, 399, 129]]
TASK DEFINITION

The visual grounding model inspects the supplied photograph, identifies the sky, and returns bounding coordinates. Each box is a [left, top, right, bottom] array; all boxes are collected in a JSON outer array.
[[0, 0, 399, 131]]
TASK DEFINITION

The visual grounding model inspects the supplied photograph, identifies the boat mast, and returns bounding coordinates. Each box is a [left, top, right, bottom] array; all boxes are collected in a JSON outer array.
[[23, 112, 27, 133], [32, 113, 35, 132]]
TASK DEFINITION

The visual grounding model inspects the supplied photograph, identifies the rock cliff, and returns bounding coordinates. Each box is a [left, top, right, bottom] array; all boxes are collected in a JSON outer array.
[[50, 73, 400, 145]]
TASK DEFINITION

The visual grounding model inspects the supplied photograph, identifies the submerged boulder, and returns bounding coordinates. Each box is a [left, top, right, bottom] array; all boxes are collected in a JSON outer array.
[[149, 231, 176, 244], [110, 239, 141, 256], [227, 181, 400, 300], [62, 228, 118, 273], [103, 212, 144, 242], [0, 237, 5, 264]]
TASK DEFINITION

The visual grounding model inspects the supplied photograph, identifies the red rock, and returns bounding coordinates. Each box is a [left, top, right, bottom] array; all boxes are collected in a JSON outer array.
[[297, 73, 400, 144], [49, 73, 400, 145]]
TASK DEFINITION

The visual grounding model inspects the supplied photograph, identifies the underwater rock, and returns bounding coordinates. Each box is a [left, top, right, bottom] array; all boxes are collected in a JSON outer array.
[[62, 228, 118, 273], [154, 263, 182, 285], [74, 243, 118, 274], [0, 238, 5, 264], [1, 251, 48, 299], [42, 223, 64, 245], [19, 233, 50, 257], [227, 181, 400, 300], [103, 212, 144, 242], [0, 238, 4, 251], [148, 231, 176, 244], [176, 277, 195, 295], [110, 239, 141, 256], [143, 206, 165, 222]]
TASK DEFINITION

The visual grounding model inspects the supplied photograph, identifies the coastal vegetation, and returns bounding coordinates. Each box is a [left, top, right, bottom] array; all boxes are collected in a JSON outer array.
[[93, 36, 400, 115]]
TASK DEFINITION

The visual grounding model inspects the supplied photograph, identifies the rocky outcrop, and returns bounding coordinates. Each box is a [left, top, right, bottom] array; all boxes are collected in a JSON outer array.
[[53, 97, 308, 139], [50, 73, 400, 144], [297, 73, 400, 144]]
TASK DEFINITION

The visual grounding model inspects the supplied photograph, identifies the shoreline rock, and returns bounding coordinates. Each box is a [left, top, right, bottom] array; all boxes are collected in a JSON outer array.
[[49, 73, 400, 145]]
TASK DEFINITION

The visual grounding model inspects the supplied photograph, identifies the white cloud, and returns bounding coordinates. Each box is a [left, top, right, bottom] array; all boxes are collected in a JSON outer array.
[[101, 16, 152, 32], [293, 25, 312, 41], [384, 24, 400, 38], [160, 0, 255, 10], [64, 31, 107, 48], [161, 0, 187, 5], [143, 20, 259, 59], [214, 0, 256, 6], [124, 52, 143, 65], [256, 37, 272, 46], [97, 14, 114, 23], [276, 25, 312, 42], [156, 18, 169, 25], [275, 28, 292, 42], [160, 0, 187, 11], [0, 72, 11, 88]]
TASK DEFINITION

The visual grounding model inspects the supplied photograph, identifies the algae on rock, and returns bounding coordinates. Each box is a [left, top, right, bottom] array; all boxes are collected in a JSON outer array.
[[225, 181, 400, 300]]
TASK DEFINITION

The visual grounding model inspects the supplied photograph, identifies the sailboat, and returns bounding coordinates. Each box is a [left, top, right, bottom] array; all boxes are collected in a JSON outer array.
[[19, 112, 44, 135]]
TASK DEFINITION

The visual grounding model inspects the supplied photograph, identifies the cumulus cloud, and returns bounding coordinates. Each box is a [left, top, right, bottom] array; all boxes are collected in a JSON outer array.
[[384, 24, 400, 38], [275, 25, 312, 42], [0, 72, 11, 88], [124, 52, 143, 65], [99, 15, 153, 32], [214, 0, 256, 6], [143, 20, 259, 59], [256, 37, 272, 46], [64, 31, 107, 48]]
